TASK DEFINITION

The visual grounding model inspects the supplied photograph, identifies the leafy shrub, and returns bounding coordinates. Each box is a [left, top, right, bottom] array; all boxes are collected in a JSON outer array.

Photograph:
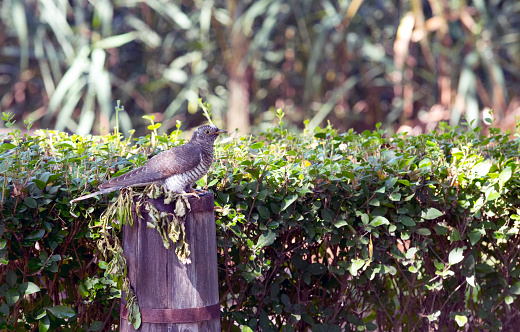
[[1, 112, 520, 331], [214, 120, 520, 331]]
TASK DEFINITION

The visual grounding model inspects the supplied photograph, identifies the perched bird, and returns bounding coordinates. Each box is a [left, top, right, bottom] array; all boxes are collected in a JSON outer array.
[[70, 125, 226, 203]]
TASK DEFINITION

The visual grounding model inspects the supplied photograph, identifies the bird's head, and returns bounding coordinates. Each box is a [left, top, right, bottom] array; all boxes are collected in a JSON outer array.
[[191, 125, 227, 143]]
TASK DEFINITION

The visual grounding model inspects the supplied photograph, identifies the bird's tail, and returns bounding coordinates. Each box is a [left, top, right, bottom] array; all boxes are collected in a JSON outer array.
[[70, 187, 119, 204]]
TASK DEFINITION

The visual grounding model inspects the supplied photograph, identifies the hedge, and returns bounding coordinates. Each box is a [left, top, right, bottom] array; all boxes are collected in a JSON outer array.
[[1, 112, 520, 331]]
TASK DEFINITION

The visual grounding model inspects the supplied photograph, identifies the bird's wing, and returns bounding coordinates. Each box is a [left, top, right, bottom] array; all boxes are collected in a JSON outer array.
[[148, 143, 203, 176], [98, 143, 202, 190]]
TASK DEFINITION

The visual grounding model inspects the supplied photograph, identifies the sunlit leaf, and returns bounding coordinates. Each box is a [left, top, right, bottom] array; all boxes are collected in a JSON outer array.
[[448, 247, 466, 266], [39, 315, 50, 332], [47, 305, 75, 319], [19, 282, 40, 295], [255, 231, 276, 250], [369, 216, 389, 227], [280, 194, 298, 211], [454, 314, 467, 327], [421, 208, 443, 220]]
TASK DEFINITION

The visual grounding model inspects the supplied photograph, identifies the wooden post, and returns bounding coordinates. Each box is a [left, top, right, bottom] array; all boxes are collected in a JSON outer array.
[[120, 193, 220, 332]]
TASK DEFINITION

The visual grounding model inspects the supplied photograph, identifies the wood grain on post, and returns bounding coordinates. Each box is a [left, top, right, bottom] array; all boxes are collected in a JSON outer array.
[[120, 193, 220, 332]]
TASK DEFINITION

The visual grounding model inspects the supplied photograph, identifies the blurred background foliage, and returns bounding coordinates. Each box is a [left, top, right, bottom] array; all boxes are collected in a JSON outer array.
[[0, 0, 519, 136]]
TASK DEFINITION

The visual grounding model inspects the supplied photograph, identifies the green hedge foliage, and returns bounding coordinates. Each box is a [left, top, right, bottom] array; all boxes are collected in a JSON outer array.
[[1, 116, 520, 331]]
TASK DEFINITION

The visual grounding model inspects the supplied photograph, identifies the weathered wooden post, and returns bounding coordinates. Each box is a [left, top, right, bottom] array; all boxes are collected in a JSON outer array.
[[120, 193, 220, 331]]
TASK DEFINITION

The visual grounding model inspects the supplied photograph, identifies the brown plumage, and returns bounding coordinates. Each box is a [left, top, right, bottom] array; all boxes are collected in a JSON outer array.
[[70, 125, 226, 203]]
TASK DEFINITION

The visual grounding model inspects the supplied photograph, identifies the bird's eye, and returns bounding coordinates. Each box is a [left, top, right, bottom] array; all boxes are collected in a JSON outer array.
[[204, 129, 211, 135]]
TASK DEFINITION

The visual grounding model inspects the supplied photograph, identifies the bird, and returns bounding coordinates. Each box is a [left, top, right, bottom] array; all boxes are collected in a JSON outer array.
[[70, 125, 226, 203]]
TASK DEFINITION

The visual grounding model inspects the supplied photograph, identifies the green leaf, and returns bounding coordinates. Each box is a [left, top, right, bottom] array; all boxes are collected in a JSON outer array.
[[368, 199, 380, 206], [24, 197, 38, 208], [365, 322, 378, 331], [384, 177, 398, 188], [334, 219, 348, 228], [476, 263, 494, 275], [33, 179, 47, 190], [39, 172, 51, 184], [39, 315, 50, 332], [250, 142, 263, 149], [472, 161, 492, 177], [505, 295, 514, 305], [389, 192, 401, 201], [280, 194, 298, 211], [257, 206, 270, 219], [267, 221, 279, 229], [465, 254, 475, 274], [88, 321, 103, 331], [397, 179, 410, 186], [404, 193, 415, 201], [0, 143, 16, 151], [291, 255, 308, 270], [374, 186, 385, 194], [399, 216, 416, 226], [26, 229, 45, 241], [78, 283, 89, 298], [416, 228, 431, 236], [471, 197, 485, 213], [418, 158, 431, 168], [0, 302, 9, 316], [6, 269, 17, 286], [47, 305, 76, 319], [435, 225, 448, 235], [6, 288, 20, 306], [255, 231, 276, 249], [281, 293, 291, 307], [434, 260, 444, 270], [450, 229, 462, 242], [485, 186, 500, 200], [421, 208, 443, 220], [466, 275, 475, 287], [19, 282, 40, 295], [405, 247, 417, 260], [369, 216, 389, 227], [50, 254, 61, 262], [454, 314, 467, 327], [468, 230, 482, 245], [427, 310, 440, 322], [307, 263, 326, 275], [498, 166, 512, 188], [510, 281, 520, 295], [349, 259, 366, 276], [448, 247, 465, 265], [245, 167, 260, 180]]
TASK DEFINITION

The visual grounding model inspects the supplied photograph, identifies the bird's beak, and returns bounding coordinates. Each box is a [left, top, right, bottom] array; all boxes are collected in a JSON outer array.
[[213, 129, 227, 135]]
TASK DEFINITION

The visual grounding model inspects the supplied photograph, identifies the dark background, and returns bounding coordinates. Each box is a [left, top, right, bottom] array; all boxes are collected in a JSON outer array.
[[0, 0, 519, 136]]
